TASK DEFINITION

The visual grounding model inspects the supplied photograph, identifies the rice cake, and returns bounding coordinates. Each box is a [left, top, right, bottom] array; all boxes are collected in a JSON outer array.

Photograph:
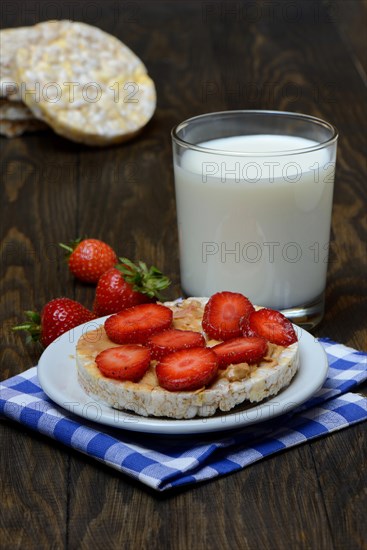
[[0, 26, 38, 101], [0, 98, 36, 121], [76, 298, 299, 419], [16, 20, 156, 145], [0, 118, 47, 137], [0, 98, 48, 137]]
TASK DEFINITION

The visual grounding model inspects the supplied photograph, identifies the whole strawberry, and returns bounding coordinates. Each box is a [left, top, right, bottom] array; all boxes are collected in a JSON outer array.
[[60, 238, 118, 283], [93, 257, 171, 317], [13, 298, 95, 347]]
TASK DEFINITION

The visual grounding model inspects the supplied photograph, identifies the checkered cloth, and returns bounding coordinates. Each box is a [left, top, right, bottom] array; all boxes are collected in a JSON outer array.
[[1, 338, 366, 491]]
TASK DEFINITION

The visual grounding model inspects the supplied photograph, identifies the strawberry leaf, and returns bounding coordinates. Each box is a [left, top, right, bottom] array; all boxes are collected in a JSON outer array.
[[59, 238, 82, 258], [12, 310, 42, 342], [117, 257, 171, 299]]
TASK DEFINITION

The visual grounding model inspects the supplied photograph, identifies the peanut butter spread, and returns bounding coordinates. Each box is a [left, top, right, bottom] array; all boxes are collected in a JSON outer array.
[[77, 299, 284, 390], [76, 297, 299, 418]]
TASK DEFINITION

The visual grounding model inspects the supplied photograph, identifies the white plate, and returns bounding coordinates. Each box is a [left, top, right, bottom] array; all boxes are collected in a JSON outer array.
[[37, 318, 328, 435]]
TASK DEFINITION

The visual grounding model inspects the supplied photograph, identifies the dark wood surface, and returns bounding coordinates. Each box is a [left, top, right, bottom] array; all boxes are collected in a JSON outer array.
[[1, 1, 366, 549]]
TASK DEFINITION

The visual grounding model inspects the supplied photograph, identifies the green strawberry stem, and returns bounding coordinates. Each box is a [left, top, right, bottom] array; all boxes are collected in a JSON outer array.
[[59, 238, 82, 258], [117, 257, 171, 299], [12, 311, 42, 344]]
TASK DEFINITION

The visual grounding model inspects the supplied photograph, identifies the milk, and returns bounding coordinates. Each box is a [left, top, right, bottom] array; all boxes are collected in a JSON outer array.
[[174, 134, 336, 309]]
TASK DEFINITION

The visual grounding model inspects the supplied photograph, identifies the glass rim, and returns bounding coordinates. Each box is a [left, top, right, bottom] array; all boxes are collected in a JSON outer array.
[[171, 110, 338, 157]]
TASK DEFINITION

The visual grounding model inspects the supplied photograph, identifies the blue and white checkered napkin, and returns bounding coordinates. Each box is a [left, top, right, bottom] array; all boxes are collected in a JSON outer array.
[[1, 338, 366, 491]]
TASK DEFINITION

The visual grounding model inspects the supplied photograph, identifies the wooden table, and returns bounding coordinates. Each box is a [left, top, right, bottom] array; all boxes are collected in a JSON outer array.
[[1, 1, 366, 548]]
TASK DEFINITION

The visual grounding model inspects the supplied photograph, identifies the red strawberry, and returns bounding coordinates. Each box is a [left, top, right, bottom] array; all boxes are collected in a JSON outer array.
[[156, 348, 219, 392], [243, 308, 298, 347], [147, 329, 205, 360], [94, 268, 151, 316], [60, 238, 118, 283], [95, 345, 151, 382], [202, 291, 255, 341], [93, 258, 171, 316], [212, 336, 268, 368], [12, 298, 95, 347], [239, 313, 257, 338], [104, 303, 173, 344]]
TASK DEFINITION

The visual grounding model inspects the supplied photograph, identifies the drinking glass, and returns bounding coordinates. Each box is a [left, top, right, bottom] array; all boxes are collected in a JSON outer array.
[[172, 110, 338, 329]]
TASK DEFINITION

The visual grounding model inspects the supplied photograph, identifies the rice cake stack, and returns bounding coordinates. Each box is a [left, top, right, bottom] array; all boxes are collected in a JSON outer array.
[[0, 25, 42, 101], [0, 26, 48, 137], [0, 20, 156, 144], [0, 99, 47, 137]]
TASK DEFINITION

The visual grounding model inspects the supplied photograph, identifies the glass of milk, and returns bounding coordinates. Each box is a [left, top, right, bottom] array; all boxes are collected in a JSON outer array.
[[171, 110, 338, 329]]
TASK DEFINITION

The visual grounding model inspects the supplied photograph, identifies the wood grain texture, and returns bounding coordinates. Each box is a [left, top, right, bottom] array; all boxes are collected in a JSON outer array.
[[1, 1, 366, 549], [0, 420, 68, 549], [329, 0, 367, 82]]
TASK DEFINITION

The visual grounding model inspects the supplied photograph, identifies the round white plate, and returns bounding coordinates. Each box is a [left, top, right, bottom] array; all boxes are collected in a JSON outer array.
[[37, 318, 328, 435]]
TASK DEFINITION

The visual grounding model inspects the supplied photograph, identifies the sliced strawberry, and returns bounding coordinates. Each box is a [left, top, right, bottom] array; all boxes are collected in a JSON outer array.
[[202, 291, 255, 341], [156, 347, 218, 392], [245, 308, 298, 347], [147, 329, 205, 360], [239, 314, 257, 337], [95, 345, 151, 382], [104, 303, 173, 344], [212, 336, 268, 368]]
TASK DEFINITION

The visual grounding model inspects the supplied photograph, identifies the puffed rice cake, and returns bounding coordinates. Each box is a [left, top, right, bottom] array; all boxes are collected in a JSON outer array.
[[76, 298, 299, 419], [0, 98, 48, 137], [16, 20, 156, 145], [0, 118, 47, 138], [0, 27, 49, 137], [0, 26, 43, 101], [0, 98, 35, 120]]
